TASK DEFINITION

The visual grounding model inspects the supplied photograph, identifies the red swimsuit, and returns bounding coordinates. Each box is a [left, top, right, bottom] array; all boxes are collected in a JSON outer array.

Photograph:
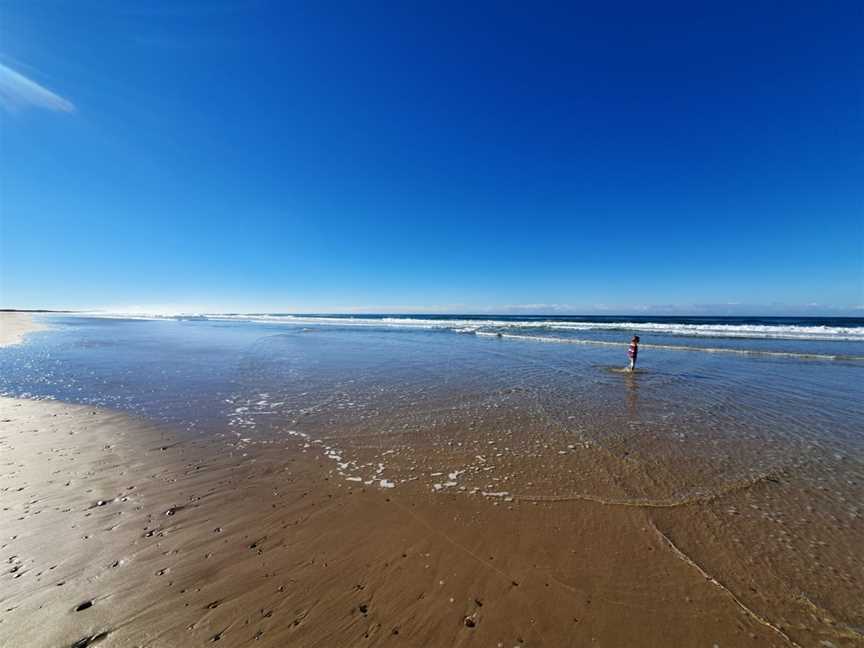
[[628, 342, 638, 359]]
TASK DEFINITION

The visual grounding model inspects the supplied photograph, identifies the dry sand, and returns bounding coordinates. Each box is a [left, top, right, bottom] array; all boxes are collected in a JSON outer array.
[[0, 312, 49, 347], [0, 396, 802, 648]]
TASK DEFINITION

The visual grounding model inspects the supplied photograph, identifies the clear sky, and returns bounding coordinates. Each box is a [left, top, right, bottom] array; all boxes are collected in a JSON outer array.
[[1, 1, 861, 315]]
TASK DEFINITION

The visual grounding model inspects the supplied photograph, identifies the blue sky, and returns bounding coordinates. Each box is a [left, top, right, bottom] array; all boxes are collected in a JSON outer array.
[[1, 1, 861, 315]]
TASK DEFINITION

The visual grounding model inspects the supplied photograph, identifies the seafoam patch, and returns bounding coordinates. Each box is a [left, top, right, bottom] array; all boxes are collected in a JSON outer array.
[[283, 429, 398, 490]]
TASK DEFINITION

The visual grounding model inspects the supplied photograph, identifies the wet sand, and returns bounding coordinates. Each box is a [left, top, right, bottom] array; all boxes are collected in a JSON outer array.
[[1, 396, 811, 648], [0, 312, 48, 347]]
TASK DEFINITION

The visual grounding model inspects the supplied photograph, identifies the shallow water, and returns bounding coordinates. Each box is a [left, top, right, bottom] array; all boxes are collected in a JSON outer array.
[[2, 316, 862, 495], [2, 314, 863, 642]]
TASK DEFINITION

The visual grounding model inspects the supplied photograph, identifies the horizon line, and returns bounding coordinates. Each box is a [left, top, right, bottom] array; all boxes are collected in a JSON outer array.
[[4, 308, 863, 319]]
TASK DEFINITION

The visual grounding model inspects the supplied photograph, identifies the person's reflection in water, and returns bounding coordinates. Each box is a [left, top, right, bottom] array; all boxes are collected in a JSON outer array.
[[624, 368, 639, 418]]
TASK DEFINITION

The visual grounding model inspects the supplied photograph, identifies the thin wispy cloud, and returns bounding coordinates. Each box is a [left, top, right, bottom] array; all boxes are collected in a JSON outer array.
[[0, 63, 74, 113]]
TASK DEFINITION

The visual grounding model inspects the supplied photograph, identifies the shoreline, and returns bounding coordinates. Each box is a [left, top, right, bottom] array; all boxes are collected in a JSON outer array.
[[0, 395, 812, 647], [0, 312, 49, 347]]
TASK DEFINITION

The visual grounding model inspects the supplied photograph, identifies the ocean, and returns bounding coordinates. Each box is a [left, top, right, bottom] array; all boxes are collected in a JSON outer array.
[[2, 312, 861, 477]]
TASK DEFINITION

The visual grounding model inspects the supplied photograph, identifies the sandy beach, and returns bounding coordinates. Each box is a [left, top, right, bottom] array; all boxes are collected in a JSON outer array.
[[1, 396, 793, 648], [1, 313, 861, 647], [0, 312, 48, 347]]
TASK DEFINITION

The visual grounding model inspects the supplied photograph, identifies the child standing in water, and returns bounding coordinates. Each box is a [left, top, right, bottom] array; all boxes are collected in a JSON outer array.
[[628, 335, 640, 371]]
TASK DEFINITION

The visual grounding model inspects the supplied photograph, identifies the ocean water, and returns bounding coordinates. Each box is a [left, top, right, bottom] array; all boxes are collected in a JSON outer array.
[[79, 312, 864, 356], [2, 313, 863, 641], [2, 313, 861, 494]]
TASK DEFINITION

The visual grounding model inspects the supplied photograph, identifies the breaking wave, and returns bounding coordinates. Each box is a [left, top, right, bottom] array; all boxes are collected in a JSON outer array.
[[77, 312, 864, 343]]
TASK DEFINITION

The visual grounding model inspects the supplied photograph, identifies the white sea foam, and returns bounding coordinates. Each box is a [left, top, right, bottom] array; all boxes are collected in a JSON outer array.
[[68, 312, 864, 342], [477, 331, 862, 360], [481, 491, 510, 498], [203, 314, 864, 341]]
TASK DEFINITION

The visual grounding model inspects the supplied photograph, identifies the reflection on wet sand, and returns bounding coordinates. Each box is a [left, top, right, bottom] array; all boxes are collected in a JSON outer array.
[[623, 368, 639, 417]]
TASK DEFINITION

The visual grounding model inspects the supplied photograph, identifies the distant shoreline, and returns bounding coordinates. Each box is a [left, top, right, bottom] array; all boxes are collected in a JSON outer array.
[[0, 309, 74, 313]]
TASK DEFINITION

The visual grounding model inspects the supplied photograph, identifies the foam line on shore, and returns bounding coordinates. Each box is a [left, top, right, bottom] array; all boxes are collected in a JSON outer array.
[[509, 465, 789, 508], [648, 521, 804, 648]]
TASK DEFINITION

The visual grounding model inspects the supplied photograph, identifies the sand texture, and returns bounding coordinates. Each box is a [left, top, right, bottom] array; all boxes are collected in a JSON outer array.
[[0, 312, 48, 347], [0, 396, 811, 648]]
